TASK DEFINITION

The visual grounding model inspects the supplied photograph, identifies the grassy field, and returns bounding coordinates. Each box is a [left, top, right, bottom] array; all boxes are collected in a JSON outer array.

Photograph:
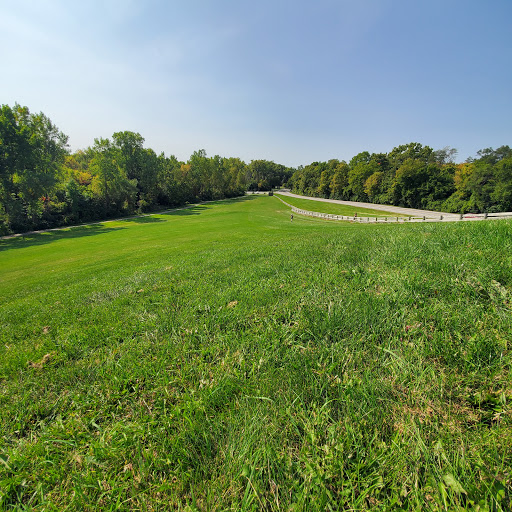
[[0, 195, 511, 511], [274, 193, 407, 217]]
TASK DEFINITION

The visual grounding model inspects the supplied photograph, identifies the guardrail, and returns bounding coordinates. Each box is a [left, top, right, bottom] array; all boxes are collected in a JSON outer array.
[[276, 196, 415, 223], [274, 195, 505, 223]]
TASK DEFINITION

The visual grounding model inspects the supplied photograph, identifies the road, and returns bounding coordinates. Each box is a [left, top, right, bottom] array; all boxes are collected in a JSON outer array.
[[275, 190, 512, 222]]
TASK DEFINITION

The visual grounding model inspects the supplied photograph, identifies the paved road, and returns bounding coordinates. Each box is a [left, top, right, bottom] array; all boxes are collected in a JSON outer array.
[[275, 190, 512, 221], [276, 190, 453, 218]]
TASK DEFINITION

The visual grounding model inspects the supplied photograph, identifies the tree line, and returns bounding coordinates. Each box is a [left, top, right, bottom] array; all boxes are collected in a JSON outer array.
[[1, 103, 511, 234], [0, 104, 292, 235], [289, 143, 512, 213]]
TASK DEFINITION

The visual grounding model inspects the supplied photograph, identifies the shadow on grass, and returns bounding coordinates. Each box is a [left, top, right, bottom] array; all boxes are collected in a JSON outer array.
[[122, 216, 167, 223], [163, 205, 209, 217], [0, 195, 261, 251], [164, 195, 258, 215], [162, 195, 260, 217], [0, 224, 126, 252], [215, 195, 260, 204]]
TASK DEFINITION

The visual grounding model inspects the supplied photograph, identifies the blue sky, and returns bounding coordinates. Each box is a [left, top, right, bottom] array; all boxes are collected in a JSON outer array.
[[1, 0, 511, 166]]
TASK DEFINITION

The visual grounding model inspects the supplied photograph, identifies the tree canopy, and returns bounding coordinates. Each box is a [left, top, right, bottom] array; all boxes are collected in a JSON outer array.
[[1, 102, 511, 234], [0, 103, 296, 234], [290, 143, 512, 214]]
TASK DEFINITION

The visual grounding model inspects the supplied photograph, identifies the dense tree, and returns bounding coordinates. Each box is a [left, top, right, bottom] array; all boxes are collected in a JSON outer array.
[[314, 159, 338, 197], [89, 137, 138, 216], [157, 153, 183, 206], [223, 157, 248, 197], [289, 142, 512, 214], [491, 155, 512, 211], [347, 154, 379, 201], [388, 142, 434, 169], [2, 102, 511, 233], [364, 171, 385, 202], [459, 146, 512, 212], [0, 104, 252, 234], [391, 159, 437, 208], [329, 162, 349, 199], [246, 160, 291, 191], [0, 104, 68, 233]]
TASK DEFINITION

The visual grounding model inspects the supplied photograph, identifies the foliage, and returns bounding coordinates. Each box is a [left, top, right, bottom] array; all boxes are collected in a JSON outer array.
[[2, 102, 511, 234], [0, 104, 68, 233], [246, 159, 293, 191], [0, 103, 301, 234], [290, 142, 512, 213]]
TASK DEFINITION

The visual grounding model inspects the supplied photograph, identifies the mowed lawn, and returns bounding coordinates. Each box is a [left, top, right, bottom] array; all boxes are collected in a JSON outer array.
[[274, 193, 406, 217], [0, 195, 511, 511]]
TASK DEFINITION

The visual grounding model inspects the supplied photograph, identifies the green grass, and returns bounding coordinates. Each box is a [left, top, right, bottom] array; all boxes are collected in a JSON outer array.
[[275, 193, 407, 217], [0, 195, 511, 511]]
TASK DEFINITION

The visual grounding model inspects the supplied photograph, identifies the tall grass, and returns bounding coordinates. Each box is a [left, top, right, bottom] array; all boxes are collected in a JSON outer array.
[[0, 196, 510, 510]]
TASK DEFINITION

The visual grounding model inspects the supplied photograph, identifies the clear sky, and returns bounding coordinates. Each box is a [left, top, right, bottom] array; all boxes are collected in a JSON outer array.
[[2, 0, 511, 166]]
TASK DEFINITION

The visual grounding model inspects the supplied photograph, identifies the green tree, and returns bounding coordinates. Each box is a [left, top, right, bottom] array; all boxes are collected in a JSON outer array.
[[473, 145, 512, 165], [0, 103, 68, 233], [433, 146, 458, 165], [188, 149, 212, 200], [223, 157, 247, 197], [314, 159, 338, 198], [158, 154, 185, 206], [463, 147, 512, 212], [388, 142, 434, 170], [90, 138, 137, 216], [136, 148, 161, 210], [490, 156, 512, 210], [317, 169, 332, 197], [364, 171, 384, 201], [329, 162, 349, 199], [390, 159, 455, 209], [295, 162, 324, 196], [247, 160, 287, 191], [391, 159, 428, 207], [111, 131, 161, 210], [347, 153, 378, 201]]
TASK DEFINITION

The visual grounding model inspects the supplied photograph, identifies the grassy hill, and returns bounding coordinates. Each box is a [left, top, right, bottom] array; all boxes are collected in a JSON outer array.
[[1, 195, 510, 510]]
